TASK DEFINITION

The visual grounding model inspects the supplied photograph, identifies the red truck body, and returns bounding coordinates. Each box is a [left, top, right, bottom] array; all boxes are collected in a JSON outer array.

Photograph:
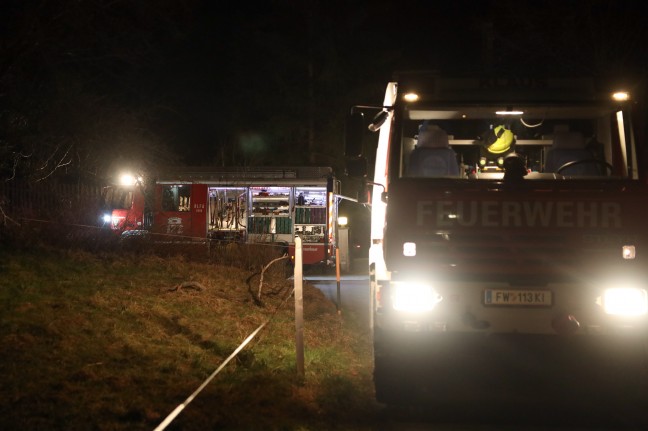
[[101, 167, 339, 265]]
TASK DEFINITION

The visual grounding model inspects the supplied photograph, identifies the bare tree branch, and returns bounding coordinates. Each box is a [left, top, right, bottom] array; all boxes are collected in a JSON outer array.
[[35, 144, 73, 182], [257, 254, 289, 303], [37, 143, 61, 171], [0, 202, 21, 227], [7, 152, 31, 182]]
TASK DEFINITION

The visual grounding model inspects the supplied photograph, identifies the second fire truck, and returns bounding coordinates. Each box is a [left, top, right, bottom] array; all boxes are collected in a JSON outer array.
[[100, 166, 340, 265]]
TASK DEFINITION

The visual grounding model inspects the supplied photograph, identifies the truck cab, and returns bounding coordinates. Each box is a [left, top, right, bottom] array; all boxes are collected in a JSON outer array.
[[99, 173, 147, 234], [348, 73, 648, 418]]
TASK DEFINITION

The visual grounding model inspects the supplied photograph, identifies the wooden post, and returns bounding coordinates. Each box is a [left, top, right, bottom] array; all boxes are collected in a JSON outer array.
[[294, 236, 304, 379], [335, 247, 341, 314]]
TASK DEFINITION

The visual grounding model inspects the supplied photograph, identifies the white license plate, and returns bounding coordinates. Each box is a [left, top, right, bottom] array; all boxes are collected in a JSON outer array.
[[484, 289, 552, 306]]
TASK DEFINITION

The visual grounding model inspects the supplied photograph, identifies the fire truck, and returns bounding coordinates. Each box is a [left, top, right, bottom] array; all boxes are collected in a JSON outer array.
[[100, 166, 340, 264], [346, 73, 648, 417]]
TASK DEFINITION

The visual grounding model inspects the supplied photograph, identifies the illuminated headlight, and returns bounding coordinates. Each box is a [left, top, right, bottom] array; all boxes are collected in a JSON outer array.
[[602, 288, 648, 316], [102, 214, 112, 223], [392, 282, 442, 313], [403, 242, 416, 257]]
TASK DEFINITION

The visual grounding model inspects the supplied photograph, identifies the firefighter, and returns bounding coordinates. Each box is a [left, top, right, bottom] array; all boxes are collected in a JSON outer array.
[[479, 124, 516, 172]]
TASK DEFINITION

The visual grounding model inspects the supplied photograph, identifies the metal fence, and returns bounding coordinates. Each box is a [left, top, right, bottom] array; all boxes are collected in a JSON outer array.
[[0, 180, 103, 226]]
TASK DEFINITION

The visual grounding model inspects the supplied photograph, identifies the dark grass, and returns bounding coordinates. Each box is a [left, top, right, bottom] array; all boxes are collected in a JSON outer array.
[[0, 226, 379, 430]]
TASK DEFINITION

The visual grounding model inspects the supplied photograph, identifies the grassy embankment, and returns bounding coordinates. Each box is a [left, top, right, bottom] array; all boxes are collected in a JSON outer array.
[[0, 239, 378, 430]]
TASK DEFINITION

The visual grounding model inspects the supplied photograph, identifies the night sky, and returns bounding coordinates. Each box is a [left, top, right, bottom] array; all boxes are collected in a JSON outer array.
[[2, 0, 647, 179]]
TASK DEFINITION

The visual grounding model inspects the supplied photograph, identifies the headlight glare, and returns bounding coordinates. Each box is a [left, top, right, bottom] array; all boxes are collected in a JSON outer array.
[[392, 281, 442, 313], [602, 288, 648, 316]]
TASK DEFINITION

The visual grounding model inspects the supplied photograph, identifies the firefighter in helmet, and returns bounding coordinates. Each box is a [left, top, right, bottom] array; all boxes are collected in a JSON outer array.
[[479, 124, 515, 172]]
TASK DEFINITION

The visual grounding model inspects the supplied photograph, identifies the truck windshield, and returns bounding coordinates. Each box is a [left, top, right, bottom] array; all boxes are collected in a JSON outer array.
[[399, 103, 631, 180], [103, 186, 133, 210]]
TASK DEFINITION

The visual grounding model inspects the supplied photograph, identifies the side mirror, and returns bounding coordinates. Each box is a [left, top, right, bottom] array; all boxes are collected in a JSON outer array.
[[357, 181, 370, 204], [368, 110, 389, 132], [345, 112, 365, 158]]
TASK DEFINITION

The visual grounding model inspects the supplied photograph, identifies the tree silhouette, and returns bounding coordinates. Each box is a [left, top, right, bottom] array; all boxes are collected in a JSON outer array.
[[0, 0, 197, 185]]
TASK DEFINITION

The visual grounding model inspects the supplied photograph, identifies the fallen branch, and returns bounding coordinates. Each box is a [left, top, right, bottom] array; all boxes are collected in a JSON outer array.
[[257, 254, 289, 302]]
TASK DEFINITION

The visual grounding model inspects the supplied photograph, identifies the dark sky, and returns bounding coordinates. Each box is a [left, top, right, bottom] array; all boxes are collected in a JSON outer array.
[[169, 0, 648, 161], [2, 0, 648, 173]]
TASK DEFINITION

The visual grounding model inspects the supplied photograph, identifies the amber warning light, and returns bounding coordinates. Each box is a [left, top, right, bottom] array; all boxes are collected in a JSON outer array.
[[622, 245, 636, 259], [612, 91, 630, 101], [403, 93, 419, 102]]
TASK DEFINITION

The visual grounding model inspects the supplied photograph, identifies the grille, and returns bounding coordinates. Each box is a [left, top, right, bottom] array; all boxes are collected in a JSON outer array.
[[416, 230, 613, 279]]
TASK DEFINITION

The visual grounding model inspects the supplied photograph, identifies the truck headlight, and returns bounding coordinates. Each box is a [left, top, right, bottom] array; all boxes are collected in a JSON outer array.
[[392, 281, 442, 313], [601, 288, 648, 316], [102, 214, 112, 223]]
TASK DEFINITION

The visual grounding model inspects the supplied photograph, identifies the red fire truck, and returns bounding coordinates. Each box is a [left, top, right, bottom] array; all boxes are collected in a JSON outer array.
[[346, 73, 648, 417], [100, 167, 340, 264]]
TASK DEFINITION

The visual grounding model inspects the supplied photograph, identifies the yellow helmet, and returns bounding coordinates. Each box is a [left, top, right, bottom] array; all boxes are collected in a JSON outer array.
[[486, 125, 515, 154]]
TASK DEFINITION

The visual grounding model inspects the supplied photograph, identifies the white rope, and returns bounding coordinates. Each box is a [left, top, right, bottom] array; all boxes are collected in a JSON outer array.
[[153, 322, 267, 431]]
